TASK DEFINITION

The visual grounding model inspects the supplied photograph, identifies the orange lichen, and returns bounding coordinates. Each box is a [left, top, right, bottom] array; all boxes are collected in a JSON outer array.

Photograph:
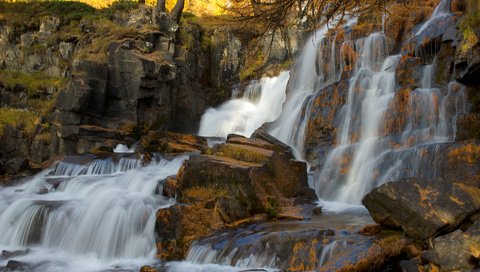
[[448, 143, 480, 164]]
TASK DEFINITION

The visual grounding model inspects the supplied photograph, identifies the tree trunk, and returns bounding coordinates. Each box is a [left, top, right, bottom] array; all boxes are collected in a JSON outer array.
[[139, 0, 145, 4], [156, 0, 166, 12], [171, 0, 185, 24]]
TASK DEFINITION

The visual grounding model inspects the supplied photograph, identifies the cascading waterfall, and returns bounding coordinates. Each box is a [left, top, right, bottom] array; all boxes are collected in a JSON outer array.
[[199, 21, 353, 158], [414, 0, 451, 36], [198, 72, 290, 138], [0, 155, 186, 271], [315, 0, 464, 204]]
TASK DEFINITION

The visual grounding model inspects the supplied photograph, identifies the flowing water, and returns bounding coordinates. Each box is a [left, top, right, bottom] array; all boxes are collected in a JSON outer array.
[[0, 155, 186, 271], [198, 72, 290, 138], [187, 0, 465, 269], [414, 0, 451, 37], [0, 0, 465, 271]]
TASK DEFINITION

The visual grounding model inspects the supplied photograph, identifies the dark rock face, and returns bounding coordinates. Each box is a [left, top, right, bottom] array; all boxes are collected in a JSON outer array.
[[363, 177, 480, 240], [155, 133, 316, 260]]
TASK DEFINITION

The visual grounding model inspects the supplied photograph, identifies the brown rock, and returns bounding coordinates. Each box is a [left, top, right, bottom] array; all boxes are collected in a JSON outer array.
[[362, 177, 480, 240], [155, 202, 224, 260], [155, 133, 316, 260], [140, 131, 208, 155]]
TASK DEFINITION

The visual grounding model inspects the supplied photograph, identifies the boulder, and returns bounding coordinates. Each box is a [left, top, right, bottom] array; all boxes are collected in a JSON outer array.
[[155, 133, 316, 260], [140, 131, 208, 155], [362, 177, 480, 240], [420, 226, 479, 271]]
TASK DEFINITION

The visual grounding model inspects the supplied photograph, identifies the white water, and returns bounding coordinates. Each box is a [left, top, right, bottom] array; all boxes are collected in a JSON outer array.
[[316, 31, 465, 204], [414, 0, 450, 36], [199, 21, 353, 158], [113, 144, 136, 153], [198, 71, 290, 138], [0, 155, 186, 271]]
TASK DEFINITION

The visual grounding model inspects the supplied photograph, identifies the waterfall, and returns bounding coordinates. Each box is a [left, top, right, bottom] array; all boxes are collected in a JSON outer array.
[[414, 0, 451, 36], [0, 155, 186, 271], [315, 34, 465, 204], [199, 19, 355, 158], [198, 72, 290, 138]]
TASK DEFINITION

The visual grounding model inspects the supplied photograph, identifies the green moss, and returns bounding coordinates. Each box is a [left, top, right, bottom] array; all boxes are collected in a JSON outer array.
[[266, 197, 279, 218], [0, 70, 67, 98], [0, 1, 96, 26], [0, 108, 39, 138], [214, 144, 269, 164]]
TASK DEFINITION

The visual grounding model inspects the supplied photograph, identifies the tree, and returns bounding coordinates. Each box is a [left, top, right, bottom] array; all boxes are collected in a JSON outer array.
[[156, 0, 166, 12], [229, 0, 410, 32], [171, 0, 184, 23]]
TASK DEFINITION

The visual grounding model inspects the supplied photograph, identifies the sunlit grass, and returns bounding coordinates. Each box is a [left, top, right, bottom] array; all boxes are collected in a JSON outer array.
[[4, 0, 230, 15]]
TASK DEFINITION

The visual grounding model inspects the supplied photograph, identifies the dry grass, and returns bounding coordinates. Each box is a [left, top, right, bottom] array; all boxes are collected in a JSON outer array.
[[0, 108, 39, 138]]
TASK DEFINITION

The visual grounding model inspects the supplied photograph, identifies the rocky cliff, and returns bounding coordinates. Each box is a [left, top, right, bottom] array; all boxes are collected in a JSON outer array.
[[0, 1, 301, 177]]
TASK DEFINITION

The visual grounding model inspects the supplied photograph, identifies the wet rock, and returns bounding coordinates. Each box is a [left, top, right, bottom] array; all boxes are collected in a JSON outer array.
[[139, 265, 158, 272], [420, 228, 479, 271], [162, 175, 179, 198], [1, 249, 30, 259], [304, 79, 348, 164], [319, 231, 410, 272], [456, 113, 480, 140], [156, 202, 225, 260], [363, 177, 480, 240], [5, 260, 32, 272], [140, 131, 208, 155], [155, 133, 316, 260], [395, 56, 422, 90], [404, 15, 457, 63]]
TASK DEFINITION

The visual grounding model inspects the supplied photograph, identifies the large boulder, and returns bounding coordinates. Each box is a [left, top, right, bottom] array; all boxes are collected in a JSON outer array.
[[362, 177, 480, 240], [420, 220, 480, 271], [155, 133, 317, 260]]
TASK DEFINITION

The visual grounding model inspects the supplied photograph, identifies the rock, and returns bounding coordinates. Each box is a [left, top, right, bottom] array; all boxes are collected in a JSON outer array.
[[1, 249, 30, 258], [454, 27, 480, 85], [5, 260, 32, 272], [362, 177, 480, 240], [451, 0, 465, 13], [39, 16, 60, 34], [156, 202, 225, 260], [162, 175, 179, 198], [54, 75, 91, 112], [155, 133, 316, 260], [139, 265, 157, 272], [456, 113, 480, 140], [113, 6, 152, 28], [303, 79, 348, 164], [399, 258, 422, 272], [140, 131, 208, 155], [4, 157, 29, 174], [419, 219, 480, 270], [59, 42, 75, 60]]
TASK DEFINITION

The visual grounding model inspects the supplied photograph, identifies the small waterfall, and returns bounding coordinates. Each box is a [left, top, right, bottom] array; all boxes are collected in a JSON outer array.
[[414, 0, 451, 36], [0, 156, 186, 271], [316, 31, 465, 204], [268, 24, 340, 158], [198, 72, 290, 138], [53, 155, 143, 176]]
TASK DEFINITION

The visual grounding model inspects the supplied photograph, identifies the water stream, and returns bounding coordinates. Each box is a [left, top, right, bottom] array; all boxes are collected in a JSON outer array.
[[189, 0, 465, 269], [0, 0, 465, 271], [0, 154, 186, 271]]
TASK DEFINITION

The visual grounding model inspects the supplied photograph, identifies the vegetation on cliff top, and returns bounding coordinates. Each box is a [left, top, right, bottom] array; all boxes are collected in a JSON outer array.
[[0, 70, 66, 138], [4, 0, 229, 15]]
